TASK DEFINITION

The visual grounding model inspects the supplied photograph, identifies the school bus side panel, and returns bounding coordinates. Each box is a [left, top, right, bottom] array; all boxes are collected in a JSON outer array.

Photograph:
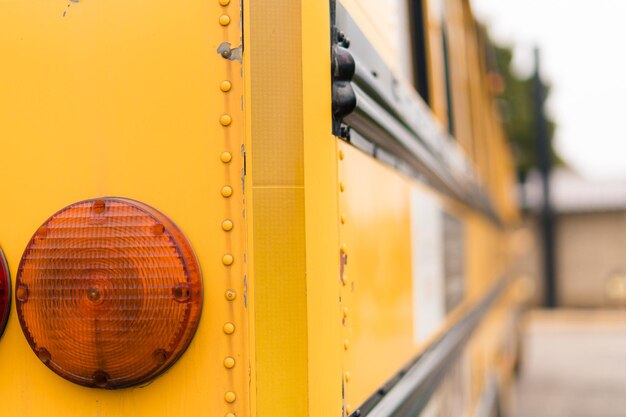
[[243, 0, 344, 415], [0, 1, 249, 416], [338, 143, 511, 410]]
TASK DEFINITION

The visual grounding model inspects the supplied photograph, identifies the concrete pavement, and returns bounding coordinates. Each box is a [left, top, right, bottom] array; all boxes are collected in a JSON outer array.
[[514, 310, 626, 417]]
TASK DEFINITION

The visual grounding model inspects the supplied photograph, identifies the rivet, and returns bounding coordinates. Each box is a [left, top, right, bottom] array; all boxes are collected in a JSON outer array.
[[222, 254, 234, 266], [223, 322, 236, 334], [37, 226, 48, 238], [16, 285, 29, 302], [221, 186, 233, 197], [153, 349, 168, 365], [37, 348, 51, 364], [172, 284, 191, 303], [340, 182, 346, 192], [219, 14, 231, 26], [343, 306, 349, 318], [219, 0, 230, 5], [87, 287, 101, 303], [339, 149, 345, 160], [93, 370, 110, 388], [221, 49, 233, 59], [225, 414, 236, 417], [345, 371, 351, 382], [93, 200, 106, 214], [224, 391, 236, 403], [224, 356, 236, 369], [344, 339, 350, 350], [220, 114, 232, 126], [225, 289, 237, 301], [220, 80, 232, 92], [221, 152, 232, 163], [341, 213, 347, 224], [341, 243, 347, 254], [346, 404, 353, 415], [222, 219, 234, 231]]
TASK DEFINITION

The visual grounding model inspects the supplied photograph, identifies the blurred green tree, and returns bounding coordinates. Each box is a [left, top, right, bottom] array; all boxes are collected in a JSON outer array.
[[482, 33, 562, 182]]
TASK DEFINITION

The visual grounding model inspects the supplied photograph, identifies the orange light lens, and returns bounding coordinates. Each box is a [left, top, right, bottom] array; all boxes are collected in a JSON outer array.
[[16, 198, 202, 389]]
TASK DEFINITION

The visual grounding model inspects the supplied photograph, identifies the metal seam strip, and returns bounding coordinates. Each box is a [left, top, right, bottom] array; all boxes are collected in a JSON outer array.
[[247, 0, 309, 415]]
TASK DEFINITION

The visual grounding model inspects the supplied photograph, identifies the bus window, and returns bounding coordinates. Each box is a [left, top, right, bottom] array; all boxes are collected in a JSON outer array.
[[340, 0, 414, 84], [409, 0, 431, 106]]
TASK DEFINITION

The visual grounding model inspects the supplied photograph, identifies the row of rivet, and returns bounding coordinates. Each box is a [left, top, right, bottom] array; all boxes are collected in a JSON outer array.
[[339, 147, 352, 416], [219, 0, 231, 26], [219, 0, 237, 415]]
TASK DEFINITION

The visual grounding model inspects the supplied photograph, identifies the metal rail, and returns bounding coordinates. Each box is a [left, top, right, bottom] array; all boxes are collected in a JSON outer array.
[[351, 276, 511, 417], [333, 3, 498, 223]]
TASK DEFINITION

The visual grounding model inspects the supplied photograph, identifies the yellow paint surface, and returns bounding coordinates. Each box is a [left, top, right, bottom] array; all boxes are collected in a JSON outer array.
[[243, 0, 309, 416], [244, 0, 344, 415], [338, 143, 515, 409], [0, 0, 249, 416], [338, 144, 416, 407], [0, 1, 520, 416], [301, 0, 344, 415]]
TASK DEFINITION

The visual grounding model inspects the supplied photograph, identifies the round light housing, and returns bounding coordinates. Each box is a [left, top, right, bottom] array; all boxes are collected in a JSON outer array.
[[0, 248, 10, 338], [16, 198, 202, 389]]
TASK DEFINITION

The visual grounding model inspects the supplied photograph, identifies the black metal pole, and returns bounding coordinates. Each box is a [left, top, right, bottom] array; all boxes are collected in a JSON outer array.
[[533, 48, 557, 308]]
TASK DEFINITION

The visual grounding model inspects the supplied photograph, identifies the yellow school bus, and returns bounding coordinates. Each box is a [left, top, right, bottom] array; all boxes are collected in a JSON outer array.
[[0, 0, 522, 416]]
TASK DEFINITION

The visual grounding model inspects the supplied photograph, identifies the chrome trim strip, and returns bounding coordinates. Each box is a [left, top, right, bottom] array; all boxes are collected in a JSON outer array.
[[345, 85, 469, 203], [473, 377, 499, 417], [335, 3, 498, 222]]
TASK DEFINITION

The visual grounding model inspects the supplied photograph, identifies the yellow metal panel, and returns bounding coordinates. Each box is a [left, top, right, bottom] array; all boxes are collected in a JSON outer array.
[[425, 0, 452, 129], [337, 142, 513, 411], [248, 188, 308, 415], [338, 144, 416, 408], [245, 0, 304, 188], [465, 213, 501, 299], [0, 1, 249, 416], [301, 0, 344, 415], [243, 0, 310, 416], [244, 2, 344, 415]]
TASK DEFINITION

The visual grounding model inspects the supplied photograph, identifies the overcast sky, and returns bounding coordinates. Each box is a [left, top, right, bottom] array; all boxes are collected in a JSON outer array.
[[470, 0, 626, 180]]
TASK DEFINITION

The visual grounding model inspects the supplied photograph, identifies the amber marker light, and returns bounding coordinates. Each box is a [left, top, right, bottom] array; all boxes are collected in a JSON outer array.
[[0, 248, 10, 338], [15, 198, 203, 389]]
